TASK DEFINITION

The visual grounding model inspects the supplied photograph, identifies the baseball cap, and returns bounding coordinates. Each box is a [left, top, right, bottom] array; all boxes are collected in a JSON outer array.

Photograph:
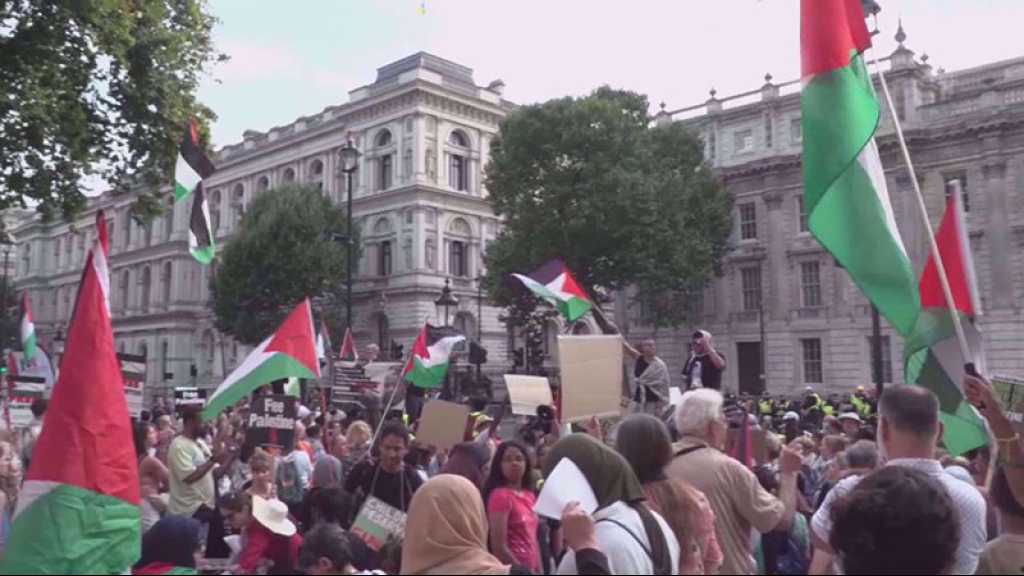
[[783, 411, 800, 422]]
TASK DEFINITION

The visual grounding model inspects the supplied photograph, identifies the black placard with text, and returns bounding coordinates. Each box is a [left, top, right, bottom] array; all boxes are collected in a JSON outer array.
[[247, 395, 297, 448], [174, 387, 207, 410]]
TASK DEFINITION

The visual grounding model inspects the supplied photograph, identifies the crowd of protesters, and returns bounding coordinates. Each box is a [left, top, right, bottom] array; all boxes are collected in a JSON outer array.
[[0, 333, 1022, 575]]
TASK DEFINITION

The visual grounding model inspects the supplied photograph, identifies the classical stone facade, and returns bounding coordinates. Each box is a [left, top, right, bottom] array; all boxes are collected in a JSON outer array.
[[622, 32, 1024, 394], [10, 53, 511, 397]]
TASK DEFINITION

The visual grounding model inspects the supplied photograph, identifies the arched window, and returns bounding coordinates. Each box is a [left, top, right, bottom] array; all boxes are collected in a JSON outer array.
[[140, 266, 151, 312], [283, 167, 296, 183], [448, 130, 468, 147], [375, 130, 393, 148], [120, 269, 131, 311], [161, 261, 173, 305], [373, 218, 393, 235], [257, 175, 270, 193], [449, 241, 467, 277], [231, 183, 245, 226], [448, 218, 472, 236], [123, 210, 132, 248], [211, 190, 222, 233], [376, 130, 393, 191], [448, 130, 469, 191], [310, 159, 324, 177], [161, 341, 170, 380], [53, 238, 61, 268]]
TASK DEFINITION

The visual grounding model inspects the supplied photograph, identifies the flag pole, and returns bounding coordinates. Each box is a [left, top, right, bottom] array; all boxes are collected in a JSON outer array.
[[868, 39, 974, 369], [368, 319, 422, 448]]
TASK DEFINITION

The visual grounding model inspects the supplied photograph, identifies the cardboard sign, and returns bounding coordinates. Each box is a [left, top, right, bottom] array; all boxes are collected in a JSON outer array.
[[558, 335, 623, 422], [352, 496, 407, 551], [118, 353, 146, 419], [504, 375, 554, 416], [175, 387, 207, 409], [992, 374, 1024, 433], [415, 399, 470, 451], [8, 350, 56, 392], [247, 395, 298, 448]]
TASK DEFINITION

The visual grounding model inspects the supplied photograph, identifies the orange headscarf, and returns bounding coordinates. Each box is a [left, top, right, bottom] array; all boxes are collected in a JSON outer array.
[[401, 474, 511, 575]]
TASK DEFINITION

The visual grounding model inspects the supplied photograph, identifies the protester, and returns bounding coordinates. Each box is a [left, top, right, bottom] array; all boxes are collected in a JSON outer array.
[[345, 420, 373, 468], [977, 465, 1024, 574], [248, 447, 277, 499], [307, 424, 326, 461], [134, 421, 170, 533], [964, 374, 1024, 508], [615, 413, 723, 575], [155, 414, 175, 466], [668, 388, 801, 575], [545, 433, 681, 575], [345, 421, 423, 512], [482, 440, 541, 573], [18, 398, 46, 469], [0, 440, 23, 554], [279, 425, 314, 516], [829, 466, 960, 574], [402, 474, 610, 575], [132, 516, 204, 575], [809, 385, 987, 575], [624, 338, 672, 415], [681, 330, 725, 390], [298, 523, 360, 575], [167, 406, 234, 558], [837, 412, 862, 439], [311, 434, 345, 490], [442, 441, 492, 489], [237, 494, 304, 574]]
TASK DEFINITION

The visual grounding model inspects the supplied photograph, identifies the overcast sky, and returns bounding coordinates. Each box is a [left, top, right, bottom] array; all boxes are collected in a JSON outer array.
[[198, 0, 1024, 148]]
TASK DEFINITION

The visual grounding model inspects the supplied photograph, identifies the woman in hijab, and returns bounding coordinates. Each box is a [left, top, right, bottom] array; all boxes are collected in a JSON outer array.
[[402, 474, 610, 575], [616, 414, 723, 575], [545, 433, 681, 575], [442, 442, 492, 489], [132, 516, 203, 574]]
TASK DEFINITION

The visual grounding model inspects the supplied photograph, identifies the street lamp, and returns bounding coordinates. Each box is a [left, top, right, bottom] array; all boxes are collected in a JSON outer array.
[[434, 278, 459, 327], [338, 139, 361, 331]]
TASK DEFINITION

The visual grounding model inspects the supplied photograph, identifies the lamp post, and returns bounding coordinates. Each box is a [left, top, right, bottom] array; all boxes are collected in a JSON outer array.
[[434, 278, 459, 327], [338, 139, 361, 331]]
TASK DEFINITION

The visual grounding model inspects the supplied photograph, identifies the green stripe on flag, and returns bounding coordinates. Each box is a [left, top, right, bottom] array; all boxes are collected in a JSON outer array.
[[0, 484, 140, 574], [404, 358, 451, 389], [558, 297, 593, 324], [202, 353, 317, 421], [175, 182, 193, 202], [190, 243, 216, 265]]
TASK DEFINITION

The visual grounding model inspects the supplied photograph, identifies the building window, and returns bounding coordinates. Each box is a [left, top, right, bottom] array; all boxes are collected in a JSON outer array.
[[375, 130, 392, 148], [867, 335, 894, 384], [739, 202, 757, 240], [310, 159, 324, 178], [231, 184, 244, 227], [379, 154, 393, 190], [945, 174, 969, 212], [790, 118, 802, 144], [449, 240, 467, 277], [801, 261, 822, 307], [53, 238, 61, 267], [798, 196, 809, 233], [283, 167, 296, 183], [379, 241, 392, 277], [764, 114, 773, 149], [120, 270, 130, 311], [257, 175, 270, 192], [123, 211, 132, 248], [734, 129, 754, 153], [741, 266, 762, 311], [802, 338, 823, 384], [211, 190, 221, 233], [140, 266, 151, 312], [161, 261, 172, 305], [707, 128, 716, 162], [161, 341, 170, 380], [164, 197, 174, 241], [449, 154, 466, 191]]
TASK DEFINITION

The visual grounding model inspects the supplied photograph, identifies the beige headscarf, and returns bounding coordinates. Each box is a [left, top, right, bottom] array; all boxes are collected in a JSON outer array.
[[401, 474, 511, 575]]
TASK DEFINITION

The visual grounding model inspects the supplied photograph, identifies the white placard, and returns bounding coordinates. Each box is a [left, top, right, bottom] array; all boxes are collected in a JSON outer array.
[[415, 399, 470, 451], [558, 335, 623, 422], [534, 458, 598, 520], [504, 375, 553, 416], [124, 379, 144, 419]]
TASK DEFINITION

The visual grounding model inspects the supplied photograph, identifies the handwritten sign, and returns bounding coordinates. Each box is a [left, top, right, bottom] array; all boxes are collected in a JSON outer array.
[[247, 395, 297, 448], [352, 496, 407, 551], [558, 335, 623, 422]]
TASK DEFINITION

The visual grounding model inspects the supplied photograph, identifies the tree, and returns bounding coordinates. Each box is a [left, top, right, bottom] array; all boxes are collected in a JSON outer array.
[[210, 185, 357, 345], [0, 1, 223, 221], [484, 87, 733, 329]]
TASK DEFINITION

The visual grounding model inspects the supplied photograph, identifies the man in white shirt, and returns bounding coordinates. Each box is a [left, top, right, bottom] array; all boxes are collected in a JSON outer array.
[[809, 385, 987, 575]]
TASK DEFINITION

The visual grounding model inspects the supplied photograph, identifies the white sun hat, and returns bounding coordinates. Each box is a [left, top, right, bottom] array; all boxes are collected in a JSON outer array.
[[252, 495, 296, 537]]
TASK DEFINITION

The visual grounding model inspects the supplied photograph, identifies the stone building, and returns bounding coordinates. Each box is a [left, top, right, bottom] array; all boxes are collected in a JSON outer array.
[[622, 29, 1024, 394], [10, 53, 512, 396]]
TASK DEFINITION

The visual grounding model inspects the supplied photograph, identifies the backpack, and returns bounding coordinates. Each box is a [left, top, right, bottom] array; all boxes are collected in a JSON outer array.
[[276, 458, 304, 505]]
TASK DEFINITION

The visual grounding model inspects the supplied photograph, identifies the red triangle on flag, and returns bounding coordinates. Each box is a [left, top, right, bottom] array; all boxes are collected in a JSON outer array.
[[920, 195, 976, 317], [339, 327, 359, 362], [266, 298, 321, 378], [25, 211, 139, 505]]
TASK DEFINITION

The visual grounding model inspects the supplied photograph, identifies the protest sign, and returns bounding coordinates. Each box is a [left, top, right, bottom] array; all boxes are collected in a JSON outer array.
[[992, 374, 1024, 433], [558, 335, 623, 422], [6, 376, 45, 428], [415, 399, 470, 451], [352, 496, 407, 551], [505, 375, 553, 416], [247, 395, 298, 448], [534, 458, 598, 520], [118, 353, 146, 419], [8, 350, 56, 393], [174, 387, 207, 410]]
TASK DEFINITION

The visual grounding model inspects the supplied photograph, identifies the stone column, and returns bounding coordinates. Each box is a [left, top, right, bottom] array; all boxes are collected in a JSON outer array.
[[984, 161, 1013, 308], [764, 189, 787, 320]]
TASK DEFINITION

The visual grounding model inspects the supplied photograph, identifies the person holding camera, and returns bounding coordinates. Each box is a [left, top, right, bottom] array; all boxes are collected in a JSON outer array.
[[682, 330, 726, 391]]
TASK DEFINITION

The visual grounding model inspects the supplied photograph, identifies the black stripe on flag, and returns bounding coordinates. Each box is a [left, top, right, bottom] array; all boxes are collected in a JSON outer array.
[[191, 183, 213, 251], [181, 125, 216, 179]]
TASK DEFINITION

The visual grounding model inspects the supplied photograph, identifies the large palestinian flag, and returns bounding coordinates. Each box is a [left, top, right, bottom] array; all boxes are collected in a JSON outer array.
[[19, 291, 36, 361], [202, 298, 321, 420], [0, 212, 141, 574], [512, 260, 593, 323], [174, 119, 217, 264], [403, 323, 465, 389], [905, 188, 989, 455], [800, 0, 920, 338]]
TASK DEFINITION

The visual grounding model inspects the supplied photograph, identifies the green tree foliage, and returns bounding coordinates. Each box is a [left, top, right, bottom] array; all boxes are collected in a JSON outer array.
[[211, 185, 356, 345], [484, 86, 733, 329], [0, 0, 223, 221]]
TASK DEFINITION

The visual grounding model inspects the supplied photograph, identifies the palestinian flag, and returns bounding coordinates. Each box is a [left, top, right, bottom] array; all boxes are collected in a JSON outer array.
[[339, 326, 359, 366], [402, 323, 465, 389], [19, 291, 36, 361], [800, 0, 920, 338], [0, 211, 141, 574], [904, 187, 989, 455], [512, 260, 593, 323], [202, 298, 321, 420], [174, 119, 217, 265]]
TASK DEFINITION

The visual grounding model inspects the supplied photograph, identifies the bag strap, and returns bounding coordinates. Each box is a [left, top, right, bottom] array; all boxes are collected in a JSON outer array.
[[675, 444, 707, 458], [596, 517, 652, 558]]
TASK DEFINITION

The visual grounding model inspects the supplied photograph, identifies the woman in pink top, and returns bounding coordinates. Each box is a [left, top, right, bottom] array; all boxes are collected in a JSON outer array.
[[483, 440, 541, 573]]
